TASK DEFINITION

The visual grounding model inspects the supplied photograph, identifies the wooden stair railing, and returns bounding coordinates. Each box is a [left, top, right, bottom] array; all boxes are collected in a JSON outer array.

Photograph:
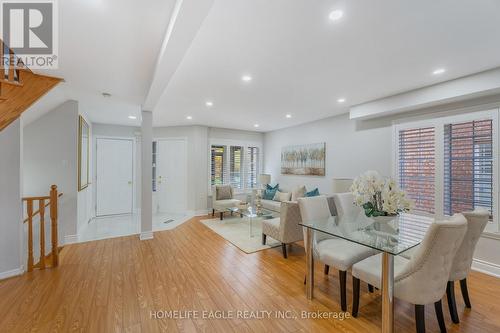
[[1, 39, 22, 84], [22, 185, 62, 272], [0, 38, 63, 131]]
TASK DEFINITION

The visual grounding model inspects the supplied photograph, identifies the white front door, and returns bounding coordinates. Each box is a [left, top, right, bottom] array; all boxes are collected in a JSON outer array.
[[96, 138, 134, 216], [156, 139, 187, 214]]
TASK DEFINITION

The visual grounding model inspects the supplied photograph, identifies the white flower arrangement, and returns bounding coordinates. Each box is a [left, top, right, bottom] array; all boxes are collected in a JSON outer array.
[[350, 170, 412, 217]]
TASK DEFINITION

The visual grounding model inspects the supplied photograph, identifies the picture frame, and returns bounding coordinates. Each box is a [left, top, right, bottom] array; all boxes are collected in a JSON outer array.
[[281, 142, 326, 176]]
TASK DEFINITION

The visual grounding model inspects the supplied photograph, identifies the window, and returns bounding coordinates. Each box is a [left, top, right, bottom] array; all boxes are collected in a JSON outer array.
[[444, 120, 493, 217], [395, 109, 498, 232], [211, 145, 225, 186], [230, 146, 243, 189], [398, 127, 435, 214], [246, 147, 259, 189], [210, 143, 261, 191]]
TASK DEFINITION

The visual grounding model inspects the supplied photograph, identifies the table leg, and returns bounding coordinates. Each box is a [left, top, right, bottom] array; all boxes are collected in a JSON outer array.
[[306, 227, 314, 300], [381, 252, 394, 333], [250, 216, 254, 237]]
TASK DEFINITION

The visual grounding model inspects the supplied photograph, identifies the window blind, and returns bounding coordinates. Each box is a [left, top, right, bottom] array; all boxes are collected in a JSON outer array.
[[246, 147, 259, 189], [444, 119, 493, 217], [211, 145, 226, 186], [210, 144, 260, 191], [398, 127, 436, 214], [230, 146, 243, 189]]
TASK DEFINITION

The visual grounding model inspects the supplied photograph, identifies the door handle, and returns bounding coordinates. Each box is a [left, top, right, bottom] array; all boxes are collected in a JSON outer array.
[[128, 181, 132, 185]]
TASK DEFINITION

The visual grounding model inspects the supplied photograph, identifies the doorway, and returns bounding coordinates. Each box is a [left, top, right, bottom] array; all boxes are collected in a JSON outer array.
[[95, 137, 134, 216], [153, 138, 188, 228]]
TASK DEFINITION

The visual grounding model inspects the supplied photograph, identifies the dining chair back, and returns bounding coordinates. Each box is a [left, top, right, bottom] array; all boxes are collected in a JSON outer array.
[[446, 208, 489, 323]]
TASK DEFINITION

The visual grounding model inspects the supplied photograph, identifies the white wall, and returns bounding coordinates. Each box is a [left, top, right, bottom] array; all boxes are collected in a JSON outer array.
[[23, 100, 79, 244], [264, 113, 392, 193], [0, 119, 24, 279]]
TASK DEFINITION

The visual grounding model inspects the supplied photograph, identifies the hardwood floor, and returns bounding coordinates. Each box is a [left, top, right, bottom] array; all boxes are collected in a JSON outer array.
[[1, 215, 500, 332]]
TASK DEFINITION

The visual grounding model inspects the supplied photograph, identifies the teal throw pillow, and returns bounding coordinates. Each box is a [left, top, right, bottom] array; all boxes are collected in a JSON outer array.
[[263, 189, 277, 200], [305, 188, 320, 197]]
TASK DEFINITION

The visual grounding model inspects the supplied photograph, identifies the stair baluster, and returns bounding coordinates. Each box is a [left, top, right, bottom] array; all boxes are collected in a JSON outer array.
[[23, 185, 62, 272]]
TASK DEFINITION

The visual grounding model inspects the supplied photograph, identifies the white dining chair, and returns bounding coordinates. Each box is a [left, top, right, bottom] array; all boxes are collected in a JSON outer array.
[[446, 209, 489, 324], [298, 195, 377, 311], [351, 214, 467, 333]]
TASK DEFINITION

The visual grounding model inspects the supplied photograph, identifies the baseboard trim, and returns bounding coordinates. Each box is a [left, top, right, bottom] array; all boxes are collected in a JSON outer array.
[[472, 258, 500, 278], [0, 267, 24, 280], [140, 231, 154, 241], [194, 209, 208, 216], [64, 234, 78, 245]]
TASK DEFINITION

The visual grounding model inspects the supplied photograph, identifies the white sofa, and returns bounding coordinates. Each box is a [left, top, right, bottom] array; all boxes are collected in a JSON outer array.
[[261, 198, 282, 212], [259, 185, 319, 213]]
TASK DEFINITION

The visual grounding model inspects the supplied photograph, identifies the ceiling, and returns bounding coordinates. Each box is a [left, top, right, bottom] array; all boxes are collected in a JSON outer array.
[[24, 0, 176, 126], [153, 0, 500, 132], [24, 0, 500, 131]]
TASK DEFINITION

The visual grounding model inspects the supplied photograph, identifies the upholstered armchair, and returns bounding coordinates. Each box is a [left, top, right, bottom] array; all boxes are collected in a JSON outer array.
[[261, 201, 303, 258], [351, 214, 467, 333], [297, 195, 377, 311], [446, 209, 489, 324], [211, 185, 241, 220]]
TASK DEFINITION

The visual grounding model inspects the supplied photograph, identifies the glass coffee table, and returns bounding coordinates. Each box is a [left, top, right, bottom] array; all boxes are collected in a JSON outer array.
[[226, 206, 278, 237]]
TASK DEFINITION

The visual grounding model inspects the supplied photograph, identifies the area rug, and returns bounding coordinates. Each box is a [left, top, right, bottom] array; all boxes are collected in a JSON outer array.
[[200, 217, 280, 254]]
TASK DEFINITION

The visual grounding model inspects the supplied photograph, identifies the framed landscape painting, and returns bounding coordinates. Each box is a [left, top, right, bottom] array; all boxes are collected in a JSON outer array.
[[281, 143, 326, 176]]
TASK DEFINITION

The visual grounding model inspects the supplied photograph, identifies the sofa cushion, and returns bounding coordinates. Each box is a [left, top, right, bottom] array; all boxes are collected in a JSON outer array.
[[216, 185, 233, 200], [262, 218, 281, 240], [213, 199, 241, 210], [261, 199, 281, 212], [273, 190, 291, 202], [291, 185, 307, 201]]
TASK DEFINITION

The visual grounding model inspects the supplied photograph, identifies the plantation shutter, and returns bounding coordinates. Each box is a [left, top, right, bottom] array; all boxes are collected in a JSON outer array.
[[230, 146, 243, 189], [246, 147, 259, 189], [211, 145, 226, 185], [398, 127, 436, 214], [444, 119, 493, 218]]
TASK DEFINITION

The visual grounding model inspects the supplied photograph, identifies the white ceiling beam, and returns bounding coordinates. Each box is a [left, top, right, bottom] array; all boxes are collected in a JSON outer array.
[[143, 0, 215, 111], [349, 67, 500, 120]]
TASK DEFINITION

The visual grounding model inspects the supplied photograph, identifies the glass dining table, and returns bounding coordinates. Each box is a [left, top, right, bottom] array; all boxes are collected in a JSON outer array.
[[300, 213, 433, 333]]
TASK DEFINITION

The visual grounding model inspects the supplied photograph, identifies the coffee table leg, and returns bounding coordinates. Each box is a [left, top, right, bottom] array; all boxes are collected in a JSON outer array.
[[381, 252, 394, 333], [249, 216, 254, 237], [306, 227, 314, 300]]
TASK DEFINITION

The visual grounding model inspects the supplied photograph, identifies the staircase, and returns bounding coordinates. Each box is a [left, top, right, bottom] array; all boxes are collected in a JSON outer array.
[[0, 39, 63, 131], [23, 185, 63, 272]]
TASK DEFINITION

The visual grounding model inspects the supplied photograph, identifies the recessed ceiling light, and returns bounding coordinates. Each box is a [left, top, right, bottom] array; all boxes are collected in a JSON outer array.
[[205, 101, 214, 107], [242, 75, 253, 82], [186, 116, 193, 120], [286, 114, 292, 119], [433, 68, 446, 75], [337, 98, 346, 103], [329, 10, 344, 21], [254, 124, 260, 128], [128, 115, 137, 120]]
